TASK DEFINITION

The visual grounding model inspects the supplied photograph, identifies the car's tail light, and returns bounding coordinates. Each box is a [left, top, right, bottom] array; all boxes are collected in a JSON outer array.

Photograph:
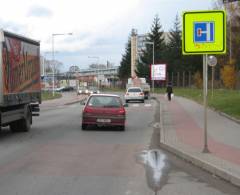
[[126, 93, 129, 96], [118, 108, 125, 115], [140, 92, 144, 96], [83, 106, 92, 113]]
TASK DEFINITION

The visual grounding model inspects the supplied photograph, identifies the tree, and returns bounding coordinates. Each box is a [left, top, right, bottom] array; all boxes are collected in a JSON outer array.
[[69, 65, 80, 72], [167, 14, 202, 74], [118, 34, 131, 83], [221, 64, 237, 89], [213, 0, 240, 69], [44, 59, 63, 74], [136, 15, 166, 83], [166, 14, 182, 73], [212, 0, 240, 88]]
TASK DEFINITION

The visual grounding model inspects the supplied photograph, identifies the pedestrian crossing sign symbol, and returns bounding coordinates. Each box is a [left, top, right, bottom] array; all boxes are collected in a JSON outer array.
[[194, 22, 214, 43], [182, 10, 226, 55]]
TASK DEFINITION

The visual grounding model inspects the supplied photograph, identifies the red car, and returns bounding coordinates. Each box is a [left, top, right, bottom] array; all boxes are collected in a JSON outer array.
[[81, 94, 126, 130]]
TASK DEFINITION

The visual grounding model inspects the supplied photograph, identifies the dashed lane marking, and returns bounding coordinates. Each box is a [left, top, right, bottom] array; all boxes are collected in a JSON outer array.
[[132, 104, 140, 107], [144, 104, 152, 107], [128, 103, 152, 108]]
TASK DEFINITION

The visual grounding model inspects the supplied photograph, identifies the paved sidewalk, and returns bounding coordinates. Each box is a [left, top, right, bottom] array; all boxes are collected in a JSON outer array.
[[40, 92, 87, 110], [157, 94, 240, 187]]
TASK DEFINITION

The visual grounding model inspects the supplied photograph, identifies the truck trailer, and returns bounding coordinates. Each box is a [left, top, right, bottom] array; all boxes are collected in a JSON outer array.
[[0, 30, 41, 132]]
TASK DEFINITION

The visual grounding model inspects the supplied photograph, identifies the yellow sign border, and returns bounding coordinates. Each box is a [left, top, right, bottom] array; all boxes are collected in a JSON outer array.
[[182, 10, 226, 55]]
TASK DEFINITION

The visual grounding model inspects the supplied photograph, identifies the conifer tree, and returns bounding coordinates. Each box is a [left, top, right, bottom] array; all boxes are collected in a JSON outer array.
[[118, 35, 131, 83], [136, 15, 166, 83]]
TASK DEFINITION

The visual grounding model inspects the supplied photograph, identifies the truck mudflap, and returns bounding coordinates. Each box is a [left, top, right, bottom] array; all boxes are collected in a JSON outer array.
[[30, 103, 40, 116]]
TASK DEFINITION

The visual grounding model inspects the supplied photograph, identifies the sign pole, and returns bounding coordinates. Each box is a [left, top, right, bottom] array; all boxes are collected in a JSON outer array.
[[203, 54, 209, 153], [182, 10, 226, 153], [212, 66, 214, 98], [152, 43, 155, 93]]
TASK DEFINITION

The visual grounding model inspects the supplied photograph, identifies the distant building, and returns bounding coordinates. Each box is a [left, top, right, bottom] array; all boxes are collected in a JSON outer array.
[[131, 30, 138, 78], [136, 32, 170, 58], [136, 34, 148, 57], [76, 66, 119, 87], [131, 29, 170, 78]]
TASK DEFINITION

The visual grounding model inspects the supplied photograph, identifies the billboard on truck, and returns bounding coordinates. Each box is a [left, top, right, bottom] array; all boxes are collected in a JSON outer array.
[[0, 30, 41, 106], [2, 34, 40, 94]]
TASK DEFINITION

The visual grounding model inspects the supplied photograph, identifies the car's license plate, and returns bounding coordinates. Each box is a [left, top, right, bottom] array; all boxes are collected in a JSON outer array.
[[97, 119, 111, 123]]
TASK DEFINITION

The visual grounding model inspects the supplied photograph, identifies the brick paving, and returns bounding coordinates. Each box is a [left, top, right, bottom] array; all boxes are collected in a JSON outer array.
[[157, 94, 240, 186]]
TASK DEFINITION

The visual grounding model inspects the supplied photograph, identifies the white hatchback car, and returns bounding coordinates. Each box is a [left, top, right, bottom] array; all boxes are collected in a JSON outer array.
[[124, 87, 145, 103]]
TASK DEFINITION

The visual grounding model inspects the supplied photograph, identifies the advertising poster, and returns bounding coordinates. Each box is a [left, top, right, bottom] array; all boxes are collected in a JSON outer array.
[[151, 64, 167, 81], [2, 35, 40, 94]]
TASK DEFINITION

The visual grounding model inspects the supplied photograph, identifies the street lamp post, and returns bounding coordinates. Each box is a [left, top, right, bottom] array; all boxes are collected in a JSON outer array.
[[145, 41, 155, 93], [52, 33, 72, 96], [88, 56, 100, 88], [42, 51, 52, 90]]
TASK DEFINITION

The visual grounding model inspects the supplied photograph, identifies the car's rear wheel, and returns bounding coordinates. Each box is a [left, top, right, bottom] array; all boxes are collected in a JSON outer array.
[[142, 100, 145, 103], [125, 100, 128, 103], [119, 125, 125, 131], [81, 124, 87, 130]]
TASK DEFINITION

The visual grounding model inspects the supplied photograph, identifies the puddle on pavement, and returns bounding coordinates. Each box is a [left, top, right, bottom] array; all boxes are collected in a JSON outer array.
[[135, 98, 170, 194], [136, 149, 171, 194]]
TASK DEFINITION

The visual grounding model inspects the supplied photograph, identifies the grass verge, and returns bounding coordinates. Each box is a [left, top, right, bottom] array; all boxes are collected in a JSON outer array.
[[41, 91, 62, 101], [155, 88, 240, 120]]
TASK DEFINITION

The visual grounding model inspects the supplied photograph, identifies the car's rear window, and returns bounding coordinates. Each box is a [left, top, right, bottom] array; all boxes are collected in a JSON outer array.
[[128, 88, 142, 92], [88, 96, 121, 108]]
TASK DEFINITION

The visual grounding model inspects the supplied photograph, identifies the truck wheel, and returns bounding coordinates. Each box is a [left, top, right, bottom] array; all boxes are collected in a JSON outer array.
[[10, 121, 20, 132], [19, 109, 31, 132], [19, 108, 32, 132], [11, 108, 31, 132]]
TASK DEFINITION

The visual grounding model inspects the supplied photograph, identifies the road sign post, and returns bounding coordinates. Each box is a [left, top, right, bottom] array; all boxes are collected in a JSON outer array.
[[208, 55, 218, 98], [182, 10, 226, 153], [203, 54, 209, 153]]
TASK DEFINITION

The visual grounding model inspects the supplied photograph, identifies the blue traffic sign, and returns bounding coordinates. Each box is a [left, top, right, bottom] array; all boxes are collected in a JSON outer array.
[[194, 22, 215, 43]]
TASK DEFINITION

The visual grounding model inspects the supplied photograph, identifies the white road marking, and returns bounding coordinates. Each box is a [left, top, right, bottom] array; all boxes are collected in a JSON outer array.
[[144, 104, 152, 107], [132, 104, 139, 107], [125, 190, 131, 195]]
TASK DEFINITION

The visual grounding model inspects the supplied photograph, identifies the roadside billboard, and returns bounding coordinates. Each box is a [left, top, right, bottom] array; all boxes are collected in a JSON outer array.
[[69, 79, 77, 87], [150, 64, 167, 81]]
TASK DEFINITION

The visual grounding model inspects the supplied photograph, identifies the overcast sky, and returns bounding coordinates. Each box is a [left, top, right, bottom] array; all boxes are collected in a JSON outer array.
[[0, 0, 214, 71]]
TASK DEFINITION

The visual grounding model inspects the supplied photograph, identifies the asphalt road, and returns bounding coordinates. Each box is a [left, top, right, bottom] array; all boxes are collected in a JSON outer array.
[[0, 95, 239, 195]]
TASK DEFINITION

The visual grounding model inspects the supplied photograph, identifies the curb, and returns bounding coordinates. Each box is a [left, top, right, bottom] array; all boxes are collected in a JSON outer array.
[[64, 96, 88, 106], [218, 112, 240, 124], [159, 142, 240, 187], [64, 99, 83, 106]]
